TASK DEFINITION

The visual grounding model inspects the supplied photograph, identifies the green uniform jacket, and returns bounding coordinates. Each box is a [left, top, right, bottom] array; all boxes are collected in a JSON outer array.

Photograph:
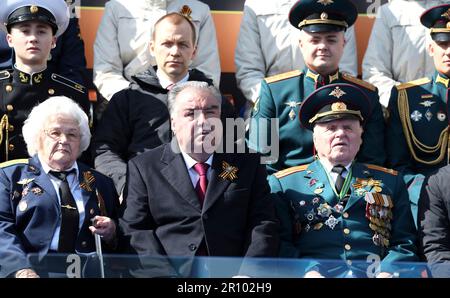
[[386, 71, 449, 222], [270, 160, 417, 277], [248, 68, 386, 174]]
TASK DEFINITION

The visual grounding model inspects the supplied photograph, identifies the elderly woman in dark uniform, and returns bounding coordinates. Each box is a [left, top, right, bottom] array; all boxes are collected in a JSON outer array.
[[0, 96, 119, 278]]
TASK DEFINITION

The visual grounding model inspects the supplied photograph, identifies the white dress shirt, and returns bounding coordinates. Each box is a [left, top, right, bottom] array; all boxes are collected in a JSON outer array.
[[157, 70, 189, 90]]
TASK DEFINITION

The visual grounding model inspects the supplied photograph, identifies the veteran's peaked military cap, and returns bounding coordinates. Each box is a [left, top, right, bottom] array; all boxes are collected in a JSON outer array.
[[0, 0, 70, 37], [421, 4, 450, 42], [299, 83, 371, 130], [289, 0, 357, 33]]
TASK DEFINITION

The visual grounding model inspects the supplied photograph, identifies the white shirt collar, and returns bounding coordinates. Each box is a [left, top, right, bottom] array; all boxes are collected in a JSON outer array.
[[38, 155, 79, 178], [181, 151, 214, 170], [156, 70, 190, 89], [319, 159, 352, 176]]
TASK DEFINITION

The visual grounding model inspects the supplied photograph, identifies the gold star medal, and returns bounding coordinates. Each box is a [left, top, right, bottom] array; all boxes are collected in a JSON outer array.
[[218, 161, 238, 181]]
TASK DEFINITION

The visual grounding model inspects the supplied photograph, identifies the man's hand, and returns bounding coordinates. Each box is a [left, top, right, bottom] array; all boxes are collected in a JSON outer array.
[[15, 268, 39, 278], [89, 216, 116, 243]]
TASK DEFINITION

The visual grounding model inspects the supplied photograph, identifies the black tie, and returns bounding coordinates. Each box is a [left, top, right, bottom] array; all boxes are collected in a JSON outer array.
[[331, 165, 346, 194], [50, 170, 79, 253]]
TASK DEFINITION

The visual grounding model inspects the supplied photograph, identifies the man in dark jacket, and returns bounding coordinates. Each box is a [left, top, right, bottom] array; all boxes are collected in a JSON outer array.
[[93, 12, 233, 196]]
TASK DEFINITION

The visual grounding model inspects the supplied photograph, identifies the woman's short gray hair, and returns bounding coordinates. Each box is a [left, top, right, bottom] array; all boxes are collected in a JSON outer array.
[[22, 96, 91, 157], [167, 81, 222, 117]]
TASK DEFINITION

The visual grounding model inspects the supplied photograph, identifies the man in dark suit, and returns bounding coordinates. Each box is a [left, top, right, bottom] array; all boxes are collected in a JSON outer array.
[[0, 97, 119, 278], [119, 81, 279, 277]]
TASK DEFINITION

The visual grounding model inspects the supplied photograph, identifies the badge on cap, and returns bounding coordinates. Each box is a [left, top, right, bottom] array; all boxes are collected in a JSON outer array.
[[30, 5, 39, 14], [331, 102, 347, 112], [329, 86, 346, 99], [320, 12, 328, 20], [318, 0, 334, 6]]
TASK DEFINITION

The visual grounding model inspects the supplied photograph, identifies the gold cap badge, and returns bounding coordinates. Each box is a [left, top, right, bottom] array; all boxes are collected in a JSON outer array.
[[30, 5, 39, 14], [331, 102, 347, 112]]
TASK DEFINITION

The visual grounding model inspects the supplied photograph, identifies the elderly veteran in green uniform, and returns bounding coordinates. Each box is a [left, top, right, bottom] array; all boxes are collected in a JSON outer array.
[[0, 0, 90, 162], [385, 3, 450, 225], [248, 0, 385, 174], [270, 83, 417, 278]]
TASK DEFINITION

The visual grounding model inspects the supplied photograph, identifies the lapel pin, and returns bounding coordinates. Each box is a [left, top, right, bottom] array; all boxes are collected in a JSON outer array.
[[219, 161, 238, 181]]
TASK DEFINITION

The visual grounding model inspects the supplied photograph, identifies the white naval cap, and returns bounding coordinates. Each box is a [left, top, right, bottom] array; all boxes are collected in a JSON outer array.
[[0, 0, 70, 37]]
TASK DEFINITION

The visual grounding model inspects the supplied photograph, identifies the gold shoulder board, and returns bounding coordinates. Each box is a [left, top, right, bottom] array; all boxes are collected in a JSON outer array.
[[0, 70, 11, 80], [51, 74, 87, 94], [396, 78, 431, 90], [342, 73, 377, 91], [264, 70, 302, 84], [0, 158, 29, 168], [274, 164, 309, 179], [365, 164, 398, 176]]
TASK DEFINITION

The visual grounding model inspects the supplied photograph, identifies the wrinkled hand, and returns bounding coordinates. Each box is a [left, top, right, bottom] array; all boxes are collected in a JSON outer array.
[[376, 272, 393, 278], [304, 270, 325, 278], [15, 268, 39, 278], [89, 216, 116, 243]]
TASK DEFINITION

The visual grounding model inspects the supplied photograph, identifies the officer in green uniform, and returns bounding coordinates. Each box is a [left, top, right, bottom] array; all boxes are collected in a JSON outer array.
[[385, 3, 450, 225], [270, 83, 417, 278], [0, 0, 89, 162], [248, 0, 385, 174]]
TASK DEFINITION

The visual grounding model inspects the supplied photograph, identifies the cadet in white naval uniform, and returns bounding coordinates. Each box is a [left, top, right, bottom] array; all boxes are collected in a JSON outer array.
[[362, 0, 448, 107], [93, 0, 221, 101], [235, 0, 358, 105]]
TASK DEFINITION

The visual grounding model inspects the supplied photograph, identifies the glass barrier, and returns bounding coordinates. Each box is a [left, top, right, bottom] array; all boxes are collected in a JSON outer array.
[[19, 253, 448, 278]]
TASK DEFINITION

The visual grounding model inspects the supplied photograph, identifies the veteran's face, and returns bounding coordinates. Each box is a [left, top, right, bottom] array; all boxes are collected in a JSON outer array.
[[38, 114, 81, 171], [150, 18, 197, 83], [299, 30, 345, 75], [313, 118, 363, 166], [429, 39, 450, 77], [171, 87, 222, 162], [7, 21, 56, 69]]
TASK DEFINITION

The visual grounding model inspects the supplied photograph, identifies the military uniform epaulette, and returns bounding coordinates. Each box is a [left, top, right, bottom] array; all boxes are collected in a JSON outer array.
[[51, 73, 86, 94], [364, 164, 398, 176], [0, 158, 29, 168], [0, 70, 11, 80], [396, 77, 431, 90], [274, 164, 309, 178], [264, 70, 302, 84], [342, 73, 377, 91]]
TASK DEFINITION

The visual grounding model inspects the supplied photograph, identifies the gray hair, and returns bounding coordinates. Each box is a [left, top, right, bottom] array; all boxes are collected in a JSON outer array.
[[22, 96, 91, 157], [167, 81, 222, 117]]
